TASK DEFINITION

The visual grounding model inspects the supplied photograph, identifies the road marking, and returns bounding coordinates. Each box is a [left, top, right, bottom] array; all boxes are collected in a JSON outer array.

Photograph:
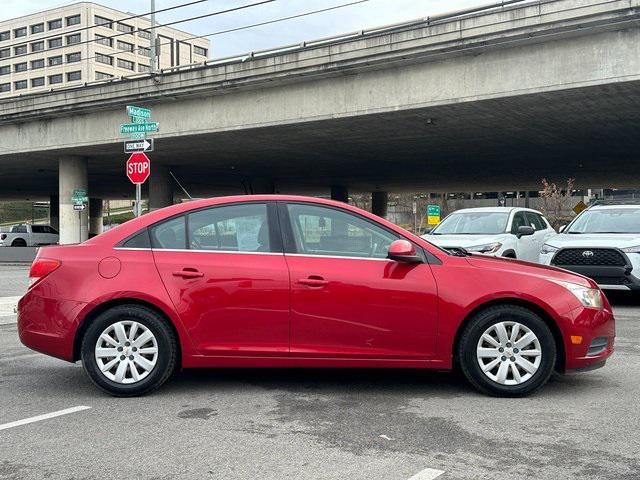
[[0, 296, 20, 316], [408, 467, 445, 480], [0, 406, 91, 431]]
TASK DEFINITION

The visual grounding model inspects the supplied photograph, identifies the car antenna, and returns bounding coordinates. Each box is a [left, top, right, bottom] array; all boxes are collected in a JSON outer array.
[[169, 170, 193, 200]]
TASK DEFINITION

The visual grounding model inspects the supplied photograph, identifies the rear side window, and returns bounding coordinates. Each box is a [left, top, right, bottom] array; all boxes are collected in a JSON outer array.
[[31, 226, 46, 233], [122, 229, 151, 248], [151, 216, 186, 249], [187, 203, 271, 252]]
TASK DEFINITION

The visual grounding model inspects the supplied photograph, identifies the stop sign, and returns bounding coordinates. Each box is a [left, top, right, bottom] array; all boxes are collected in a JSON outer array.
[[126, 152, 151, 184]]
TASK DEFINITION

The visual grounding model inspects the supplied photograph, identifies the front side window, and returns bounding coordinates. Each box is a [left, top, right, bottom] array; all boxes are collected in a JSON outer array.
[[12, 225, 27, 233], [432, 211, 509, 235], [566, 208, 640, 234], [286, 203, 397, 259], [151, 216, 186, 249], [187, 204, 271, 252], [510, 212, 529, 234]]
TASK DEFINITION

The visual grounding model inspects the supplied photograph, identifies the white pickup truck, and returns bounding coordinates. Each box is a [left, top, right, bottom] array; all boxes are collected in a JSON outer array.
[[0, 224, 59, 247]]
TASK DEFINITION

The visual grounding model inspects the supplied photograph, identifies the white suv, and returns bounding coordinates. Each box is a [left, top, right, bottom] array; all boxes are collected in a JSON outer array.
[[539, 202, 640, 291], [423, 207, 555, 262]]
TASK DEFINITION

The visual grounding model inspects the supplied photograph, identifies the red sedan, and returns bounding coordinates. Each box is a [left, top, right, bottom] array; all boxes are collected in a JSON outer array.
[[18, 195, 614, 397]]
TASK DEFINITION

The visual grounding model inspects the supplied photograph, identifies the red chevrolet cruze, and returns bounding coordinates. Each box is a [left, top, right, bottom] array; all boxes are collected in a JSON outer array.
[[18, 195, 614, 397]]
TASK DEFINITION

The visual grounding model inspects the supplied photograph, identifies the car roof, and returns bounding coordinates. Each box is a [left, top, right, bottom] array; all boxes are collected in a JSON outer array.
[[589, 204, 640, 210], [450, 207, 543, 214]]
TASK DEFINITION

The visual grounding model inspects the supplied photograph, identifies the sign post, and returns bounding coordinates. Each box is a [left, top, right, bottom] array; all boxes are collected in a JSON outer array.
[[71, 189, 88, 242], [120, 105, 155, 217], [126, 152, 151, 217]]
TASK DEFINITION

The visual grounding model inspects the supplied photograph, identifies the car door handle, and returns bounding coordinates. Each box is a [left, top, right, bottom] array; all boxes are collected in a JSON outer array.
[[297, 276, 329, 287], [172, 269, 204, 279]]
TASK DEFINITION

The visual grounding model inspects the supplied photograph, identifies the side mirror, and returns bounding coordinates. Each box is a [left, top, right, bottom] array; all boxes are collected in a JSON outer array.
[[558, 224, 567, 233], [516, 225, 535, 238], [387, 240, 423, 263]]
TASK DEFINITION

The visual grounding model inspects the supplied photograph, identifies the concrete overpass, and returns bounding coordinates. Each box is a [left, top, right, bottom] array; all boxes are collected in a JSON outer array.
[[1, 0, 640, 242]]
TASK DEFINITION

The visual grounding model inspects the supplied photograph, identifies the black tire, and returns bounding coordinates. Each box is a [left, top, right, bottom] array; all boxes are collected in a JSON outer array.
[[458, 305, 556, 397], [11, 238, 26, 247], [81, 305, 178, 397]]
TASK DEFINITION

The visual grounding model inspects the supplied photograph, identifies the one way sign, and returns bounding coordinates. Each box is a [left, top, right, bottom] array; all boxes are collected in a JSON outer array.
[[124, 138, 154, 154]]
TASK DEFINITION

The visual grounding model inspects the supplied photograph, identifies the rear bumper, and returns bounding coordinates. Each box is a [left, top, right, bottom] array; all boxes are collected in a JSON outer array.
[[17, 291, 86, 362]]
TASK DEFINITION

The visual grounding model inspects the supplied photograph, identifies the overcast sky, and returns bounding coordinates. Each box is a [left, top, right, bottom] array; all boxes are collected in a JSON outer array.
[[1, 0, 489, 57]]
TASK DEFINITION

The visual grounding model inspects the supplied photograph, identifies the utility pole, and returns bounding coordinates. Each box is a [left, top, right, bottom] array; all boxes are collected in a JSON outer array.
[[150, 0, 157, 72]]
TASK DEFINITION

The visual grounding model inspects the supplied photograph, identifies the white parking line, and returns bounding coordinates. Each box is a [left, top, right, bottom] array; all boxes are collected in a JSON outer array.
[[408, 467, 445, 480], [0, 406, 91, 431], [0, 296, 21, 325]]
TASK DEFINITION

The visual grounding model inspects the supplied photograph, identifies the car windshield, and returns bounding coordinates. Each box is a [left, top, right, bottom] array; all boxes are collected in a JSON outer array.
[[566, 208, 640, 234], [431, 212, 509, 235]]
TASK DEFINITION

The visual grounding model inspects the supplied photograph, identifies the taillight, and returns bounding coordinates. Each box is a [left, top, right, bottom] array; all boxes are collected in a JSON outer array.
[[0, 234, 6, 240], [29, 258, 61, 288]]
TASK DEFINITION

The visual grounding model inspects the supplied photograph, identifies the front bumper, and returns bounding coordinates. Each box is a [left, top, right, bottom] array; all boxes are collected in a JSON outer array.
[[563, 304, 615, 371]]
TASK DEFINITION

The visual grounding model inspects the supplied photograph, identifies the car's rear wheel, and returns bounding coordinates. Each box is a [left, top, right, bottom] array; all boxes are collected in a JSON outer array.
[[11, 238, 26, 247], [458, 305, 556, 397], [81, 305, 178, 397]]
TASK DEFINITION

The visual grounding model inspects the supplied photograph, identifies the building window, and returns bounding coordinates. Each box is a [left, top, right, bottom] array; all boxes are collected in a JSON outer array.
[[117, 58, 135, 71], [138, 29, 150, 39], [138, 63, 150, 73], [14, 27, 27, 38], [66, 52, 81, 63], [48, 37, 62, 49], [0, 48, 9, 59], [66, 15, 81, 26], [0, 31, 9, 41], [139, 47, 150, 57], [14, 44, 27, 56], [31, 41, 44, 52], [194, 46, 207, 57], [95, 71, 113, 80], [66, 71, 81, 81], [14, 62, 27, 73], [0, 65, 9, 75], [95, 34, 112, 47], [48, 19, 62, 30], [30, 23, 44, 34], [31, 58, 44, 69], [48, 74, 63, 84], [117, 40, 134, 52], [116, 22, 134, 34], [0, 83, 10, 93], [14, 80, 27, 90], [31, 77, 45, 87], [95, 16, 112, 28], [48, 55, 63, 66], [66, 33, 81, 45], [96, 53, 113, 65]]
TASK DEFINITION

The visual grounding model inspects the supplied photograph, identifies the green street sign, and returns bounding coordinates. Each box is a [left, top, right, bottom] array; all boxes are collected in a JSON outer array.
[[131, 116, 147, 124], [120, 122, 159, 134], [126, 105, 151, 119], [129, 132, 147, 140], [427, 205, 441, 216]]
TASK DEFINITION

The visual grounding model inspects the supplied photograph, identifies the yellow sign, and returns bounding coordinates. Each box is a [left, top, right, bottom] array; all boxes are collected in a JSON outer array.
[[573, 201, 587, 215], [427, 215, 440, 225]]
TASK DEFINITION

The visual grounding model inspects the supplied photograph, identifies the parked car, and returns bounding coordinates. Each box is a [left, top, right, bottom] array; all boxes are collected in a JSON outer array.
[[539, 201, 640, 291], [423, 207, 556, 262], [0, 224, 59, 247], [18, 196, 613, 397]]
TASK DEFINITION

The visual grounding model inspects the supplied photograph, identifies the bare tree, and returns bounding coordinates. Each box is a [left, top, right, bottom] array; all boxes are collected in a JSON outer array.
[[539, 178, 575, 230]]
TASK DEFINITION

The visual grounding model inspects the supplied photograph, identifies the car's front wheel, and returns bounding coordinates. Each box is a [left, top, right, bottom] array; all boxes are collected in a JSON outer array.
[[81, 305, 178, 396], [458, 305, 556, 397]]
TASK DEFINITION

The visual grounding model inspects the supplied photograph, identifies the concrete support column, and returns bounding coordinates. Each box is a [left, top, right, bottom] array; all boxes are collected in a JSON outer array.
[[89, 198, 103, 237], [371, 191, 389, 218], [330, 185, 349, 203], [251, 178, 275, 194], [49, 195, 59, 231], [149, 164, 173, 211], [59, 156, 88, 244]]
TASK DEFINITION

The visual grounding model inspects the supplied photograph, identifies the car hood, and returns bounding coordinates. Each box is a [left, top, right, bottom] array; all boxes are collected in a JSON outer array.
[[546, 233, 640, 248], [424, 234, 507, 248], [464, 254, 595, 288]]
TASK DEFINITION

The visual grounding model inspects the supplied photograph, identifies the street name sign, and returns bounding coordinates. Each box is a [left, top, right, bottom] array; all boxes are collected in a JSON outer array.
[[71, 189, 88, 206], [120, 122, 159, 135], [126, 105, 151, 119], [124, 138, 154, 154], [126, 152, 151, 185]]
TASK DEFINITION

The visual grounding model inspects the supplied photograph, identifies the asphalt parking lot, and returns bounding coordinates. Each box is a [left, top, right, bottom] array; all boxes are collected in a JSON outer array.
[[1, 264, 639, 480]]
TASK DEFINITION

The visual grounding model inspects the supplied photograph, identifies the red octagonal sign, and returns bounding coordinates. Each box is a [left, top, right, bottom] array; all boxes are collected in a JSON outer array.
[[126, 152, 151, 184]]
